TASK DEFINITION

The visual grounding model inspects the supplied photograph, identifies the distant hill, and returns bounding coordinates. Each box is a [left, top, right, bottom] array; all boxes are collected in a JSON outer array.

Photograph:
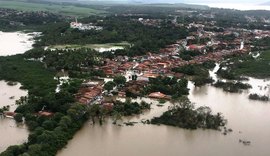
[[141, 3, 209, 10]]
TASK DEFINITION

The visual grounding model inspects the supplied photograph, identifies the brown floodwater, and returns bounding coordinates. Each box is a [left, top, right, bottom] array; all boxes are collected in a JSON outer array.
[[0, 31, 36, 152], [58, 74, 270, 156], [0, 81, 28, 152]]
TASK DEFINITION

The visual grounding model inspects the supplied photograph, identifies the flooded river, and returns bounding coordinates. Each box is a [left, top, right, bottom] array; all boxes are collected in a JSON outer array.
[[58, 66, 270, 156], [0, 81, 28, 153], [0, 31, 38, 56], [0, 31, 34, 152]]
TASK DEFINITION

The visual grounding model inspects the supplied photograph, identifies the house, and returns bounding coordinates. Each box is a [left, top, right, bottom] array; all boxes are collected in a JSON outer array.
[[118, 91, 126, 97], [38, 111, 54, 117], [148, 92, 171, 99], [4, 112, 16, 118]]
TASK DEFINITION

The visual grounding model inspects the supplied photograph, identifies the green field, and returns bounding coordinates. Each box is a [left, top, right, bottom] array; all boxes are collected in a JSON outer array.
[[0, 0, 106, 16]]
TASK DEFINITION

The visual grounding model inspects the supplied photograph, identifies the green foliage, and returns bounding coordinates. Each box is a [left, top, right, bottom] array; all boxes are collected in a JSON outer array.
[[60, 79, 82, 94], [249, 94, 269, 101], [0, 55, 57, 97], [113, 75, 126, 86], [104, 81, 116, 92], [14, 113, 23, 122], [112, 100, 151, 116], [151, 97, 227, 130], [172, 65, 197, 75], [179, 50, 201, 61], [145, 76, 189, 98], [172, 64, 214, 86], [2, 103, 88, 156], [25, 48, 102, 71], [35, 16, 188, 56], [233, 51, 270, 78], [217, 68, 239, 80], [0, 7, 63, 31], [214, 81, 252, 93]]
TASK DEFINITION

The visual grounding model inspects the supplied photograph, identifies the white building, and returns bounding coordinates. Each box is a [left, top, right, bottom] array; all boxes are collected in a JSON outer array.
[[70, 18, 103, 31]]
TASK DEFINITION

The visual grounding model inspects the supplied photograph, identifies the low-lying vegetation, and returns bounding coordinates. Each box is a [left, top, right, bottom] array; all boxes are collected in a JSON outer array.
[[151, 97, 227, 130], [249, 94, 269, 101], [213, 81, 251, 93]]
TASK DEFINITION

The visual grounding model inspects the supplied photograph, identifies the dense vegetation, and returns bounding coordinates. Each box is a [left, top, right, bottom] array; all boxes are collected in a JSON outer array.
[[151, 97, 227, 130], [144, 76, 189, 99], [232, 50, 270, 78], [0, 55, 57, 96], [0, 61, 85, 155], [172, 63, 214, 86], [218, 50, 270, 78], [85, 99, 151, 125], [34, 16, 188, 56], [213, 81, 251, 93], [1, 103, 88, 156], [0, 8, 64, 31], [25, 48, 103, 70], [249, 94, 269, 101], [112, 99, 151, 116]]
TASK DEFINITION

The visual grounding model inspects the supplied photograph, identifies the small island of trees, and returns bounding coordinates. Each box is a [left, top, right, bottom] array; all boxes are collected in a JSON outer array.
[[151, 97, 227, 130]]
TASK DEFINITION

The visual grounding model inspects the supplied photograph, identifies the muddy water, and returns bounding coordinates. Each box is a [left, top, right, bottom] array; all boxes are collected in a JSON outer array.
[[0, 81, 28, 152], [0, 31, 38, 56], [58, 66, 270, 156]]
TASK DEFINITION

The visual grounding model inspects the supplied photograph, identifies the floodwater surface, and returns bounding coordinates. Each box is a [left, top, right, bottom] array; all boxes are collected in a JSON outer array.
[[0, 31, 38, 56], [58, 66, 270, 156], [0, 81, 28, 153]]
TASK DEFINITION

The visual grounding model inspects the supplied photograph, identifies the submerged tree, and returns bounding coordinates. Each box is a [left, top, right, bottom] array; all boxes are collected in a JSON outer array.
[[152, 97, 227, 130]]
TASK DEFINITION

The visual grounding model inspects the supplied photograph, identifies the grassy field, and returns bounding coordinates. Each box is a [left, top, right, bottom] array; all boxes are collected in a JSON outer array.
[[0, 0, 106, 16], [48, 42, 131, 50], [233, 50, 270, 78]]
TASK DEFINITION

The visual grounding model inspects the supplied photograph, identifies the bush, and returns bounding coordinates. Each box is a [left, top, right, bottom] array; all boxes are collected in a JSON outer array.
[[14, 113, 23, 122]]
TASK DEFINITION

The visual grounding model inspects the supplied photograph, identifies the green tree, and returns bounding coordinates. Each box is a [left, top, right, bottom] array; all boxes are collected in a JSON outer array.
[[104, 81, 116, 92], [113, 75, 126, 86], [14, 113, 23, 122]]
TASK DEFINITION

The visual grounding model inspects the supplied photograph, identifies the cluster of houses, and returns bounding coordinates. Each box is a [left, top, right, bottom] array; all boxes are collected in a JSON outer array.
[[70, 18, 103, 31], [76, 80, 104, 105], [138, 18, 162, 27], [75, 17, 270, 102]]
